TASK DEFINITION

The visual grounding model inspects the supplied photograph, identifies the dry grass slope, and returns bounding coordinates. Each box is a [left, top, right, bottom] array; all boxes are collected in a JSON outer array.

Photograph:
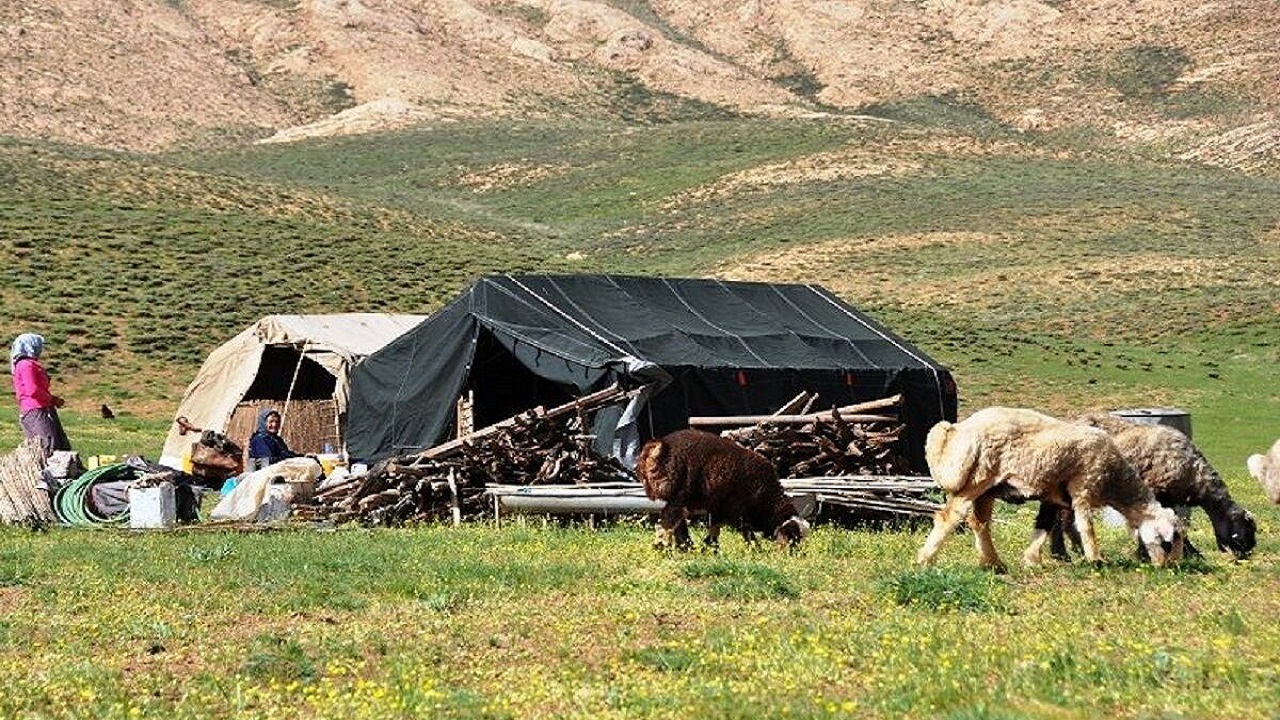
[[0, 0, 1276, 171]]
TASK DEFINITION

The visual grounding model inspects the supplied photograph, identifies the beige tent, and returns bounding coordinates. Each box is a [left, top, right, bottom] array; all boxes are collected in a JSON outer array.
[[159, 314, 426, 468]]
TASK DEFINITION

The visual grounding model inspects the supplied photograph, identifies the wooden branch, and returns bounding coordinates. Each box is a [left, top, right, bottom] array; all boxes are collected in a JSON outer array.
[[836, 394, 902, 414], [690, 394, 902, 428], [772, 391, 814, 416], [417, 383, 636, 460], [690, 412, 897, 427]]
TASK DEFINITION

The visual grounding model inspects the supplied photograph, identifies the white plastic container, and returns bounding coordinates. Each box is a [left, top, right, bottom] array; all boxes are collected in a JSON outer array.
[[129, 483, 176, 530], [257, 485, 293, 522]]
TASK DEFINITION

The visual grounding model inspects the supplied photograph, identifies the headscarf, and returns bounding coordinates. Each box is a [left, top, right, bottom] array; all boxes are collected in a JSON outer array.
[[10, 333, 45, 372], [250, 407, 294, 462], [256, 407, 281, 435]]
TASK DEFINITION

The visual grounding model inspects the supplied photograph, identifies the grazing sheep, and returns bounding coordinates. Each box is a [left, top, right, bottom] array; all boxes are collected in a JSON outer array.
[[1247, 439, 1280, 504], [916, 407, 1185, 571], [1050, 413, 1257, 560], [637, 429, 809, 550]]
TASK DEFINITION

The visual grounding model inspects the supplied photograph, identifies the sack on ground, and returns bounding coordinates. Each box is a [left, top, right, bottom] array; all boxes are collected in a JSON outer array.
[[190, 430, 244, 482]]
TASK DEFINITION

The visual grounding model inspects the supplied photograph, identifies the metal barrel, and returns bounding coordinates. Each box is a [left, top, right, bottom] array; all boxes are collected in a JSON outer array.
[[1110, 407, 1192, 438]]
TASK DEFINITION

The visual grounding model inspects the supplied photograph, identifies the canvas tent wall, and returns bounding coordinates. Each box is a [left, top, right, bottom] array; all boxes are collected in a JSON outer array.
[[159, 313, 426, 469], [347, 275, 956, 472]]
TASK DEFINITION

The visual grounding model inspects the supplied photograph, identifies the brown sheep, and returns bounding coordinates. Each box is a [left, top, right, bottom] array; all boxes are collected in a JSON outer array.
[[916, 407, 1185, 571], [1247, 439, 1280, 504], [637, 429, 810, 551]]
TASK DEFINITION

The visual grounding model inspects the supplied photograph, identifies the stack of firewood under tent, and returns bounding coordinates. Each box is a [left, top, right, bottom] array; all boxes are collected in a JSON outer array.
[[293, 385, 639, 526], [297, 385, 940, 527], [689, 391, 941, 526]]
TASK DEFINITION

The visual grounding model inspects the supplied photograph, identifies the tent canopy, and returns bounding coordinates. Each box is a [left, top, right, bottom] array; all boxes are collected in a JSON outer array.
[[159, 313, 426, 467], [347, 275, 956, 471]]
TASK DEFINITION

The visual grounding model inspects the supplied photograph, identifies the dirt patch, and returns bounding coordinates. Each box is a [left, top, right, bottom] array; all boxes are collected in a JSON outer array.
[[1177, 117, 1280, 173], [258, 98, 439, 144], [0, 586, 29, 617]]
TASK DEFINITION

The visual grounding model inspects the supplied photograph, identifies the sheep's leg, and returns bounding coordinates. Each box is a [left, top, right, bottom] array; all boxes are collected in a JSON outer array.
[[703, 521, 722, 552], [673, 517, 693, 551], [917, 495, 974, 565], [1044, 505, 1069, 560], [1022, 529, 1050, 567], [1071, 501, 1102, 564], [1027, 503, 1072, 564], [655, 505, 692, 551], [967, 494, 1006, 572]]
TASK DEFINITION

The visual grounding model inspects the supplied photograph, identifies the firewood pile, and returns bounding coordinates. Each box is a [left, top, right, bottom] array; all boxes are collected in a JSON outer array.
[[695, 392, 940, 524], [721, 409, 911, 477], [292, 386, 939, 528], [293, 385, 636, 526]]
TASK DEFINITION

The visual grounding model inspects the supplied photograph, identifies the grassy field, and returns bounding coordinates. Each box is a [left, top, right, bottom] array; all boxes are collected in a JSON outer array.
[[3, 509, 1280, 719], [2, 107, 1279, 718]]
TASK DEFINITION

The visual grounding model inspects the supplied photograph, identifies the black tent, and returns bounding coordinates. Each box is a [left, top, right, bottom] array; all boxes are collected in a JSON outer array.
[[347, 275, 956, 471]]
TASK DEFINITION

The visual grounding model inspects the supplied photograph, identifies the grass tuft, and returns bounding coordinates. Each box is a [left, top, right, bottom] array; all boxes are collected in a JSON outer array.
[[626, 645, 698, 672], [680, 558, 799, 600], [880, 566, 1007, 612], [243, 634, 318, 682]]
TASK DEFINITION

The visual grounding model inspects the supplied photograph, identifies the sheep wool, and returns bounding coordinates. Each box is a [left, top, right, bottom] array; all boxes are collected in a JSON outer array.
[[917, 407, 1185, 571], [1247, 438, 1280, 505], [638, 429, 809, 551], [1076, 413, 1256, 560]]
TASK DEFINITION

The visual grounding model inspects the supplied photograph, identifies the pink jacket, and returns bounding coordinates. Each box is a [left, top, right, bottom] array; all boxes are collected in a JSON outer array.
[[12, 358, 56, 413]]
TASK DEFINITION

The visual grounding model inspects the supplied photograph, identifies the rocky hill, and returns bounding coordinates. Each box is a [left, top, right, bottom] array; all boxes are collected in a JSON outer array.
[[1, 0, 1276, 170]]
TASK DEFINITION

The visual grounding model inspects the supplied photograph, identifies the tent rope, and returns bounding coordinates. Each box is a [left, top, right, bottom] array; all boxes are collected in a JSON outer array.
[[672, 278, 771, 366], [504, 275, 636, 360], [281, 340, 311, 430], [762, 282, 875, 366]]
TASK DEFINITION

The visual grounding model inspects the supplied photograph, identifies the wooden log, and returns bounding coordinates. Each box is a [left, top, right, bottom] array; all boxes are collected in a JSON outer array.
[[0, 440, 54, 525], [417, 384, 636, 460], [358, 489, 402, 511], [692, 412, 897, 427], [772, 391, 815, 416], [315, 478, 360, 501]]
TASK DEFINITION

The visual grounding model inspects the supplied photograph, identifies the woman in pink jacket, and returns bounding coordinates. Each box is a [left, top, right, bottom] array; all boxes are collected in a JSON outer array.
[[10, 333, 72, 457]]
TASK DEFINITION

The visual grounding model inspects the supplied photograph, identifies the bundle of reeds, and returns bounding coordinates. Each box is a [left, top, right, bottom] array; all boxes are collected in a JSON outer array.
[[0, 440, 56, 526]]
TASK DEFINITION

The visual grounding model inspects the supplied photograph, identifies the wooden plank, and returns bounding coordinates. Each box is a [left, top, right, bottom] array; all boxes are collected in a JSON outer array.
[[771, 391, 814, 416]]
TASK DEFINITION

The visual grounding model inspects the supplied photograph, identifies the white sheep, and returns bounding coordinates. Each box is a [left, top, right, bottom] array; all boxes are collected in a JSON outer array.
[[916, 407, 1185, 571], [1247, 439, 1280, 505]]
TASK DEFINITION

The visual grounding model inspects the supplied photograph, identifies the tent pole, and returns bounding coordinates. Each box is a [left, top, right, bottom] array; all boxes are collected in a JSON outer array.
[[448, 468, 461, 526]]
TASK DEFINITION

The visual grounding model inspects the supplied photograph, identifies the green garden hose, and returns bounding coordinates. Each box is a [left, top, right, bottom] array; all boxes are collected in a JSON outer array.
[[52, 463, 143, 527]]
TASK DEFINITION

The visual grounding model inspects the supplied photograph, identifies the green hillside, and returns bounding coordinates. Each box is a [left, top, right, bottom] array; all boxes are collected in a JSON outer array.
[[2, 114, 1277, 465]]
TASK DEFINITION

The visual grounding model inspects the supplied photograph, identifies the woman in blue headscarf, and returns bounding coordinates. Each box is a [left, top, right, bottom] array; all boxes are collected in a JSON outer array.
[[247, 407, 298, 470], [10, 333, 72, 458]]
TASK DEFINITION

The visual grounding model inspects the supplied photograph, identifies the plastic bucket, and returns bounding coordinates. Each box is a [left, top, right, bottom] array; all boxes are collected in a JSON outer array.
[[1109, 407, 1192, 438]]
